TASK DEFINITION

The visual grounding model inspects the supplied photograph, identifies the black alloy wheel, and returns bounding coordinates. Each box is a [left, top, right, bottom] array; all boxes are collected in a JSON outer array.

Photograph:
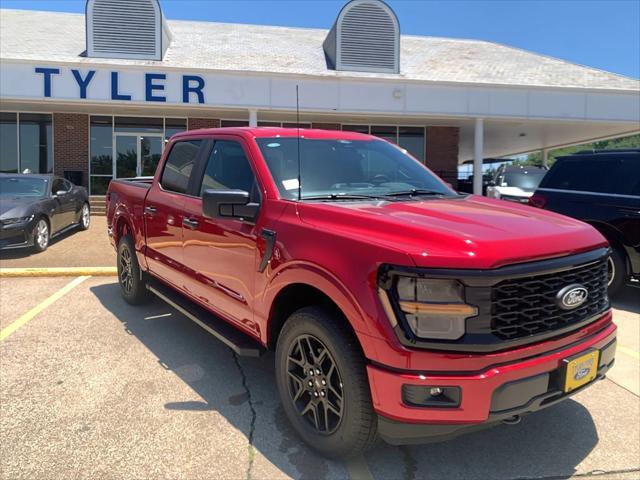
[[286, 334, 344, 434]]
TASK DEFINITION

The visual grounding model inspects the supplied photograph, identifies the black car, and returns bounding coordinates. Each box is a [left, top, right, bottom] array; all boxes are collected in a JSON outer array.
[[529, 149, 640, 294], [0, 174, 90, 252]]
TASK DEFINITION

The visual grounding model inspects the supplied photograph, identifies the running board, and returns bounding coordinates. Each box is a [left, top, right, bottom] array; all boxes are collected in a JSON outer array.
[[147, 279, 264, 357]]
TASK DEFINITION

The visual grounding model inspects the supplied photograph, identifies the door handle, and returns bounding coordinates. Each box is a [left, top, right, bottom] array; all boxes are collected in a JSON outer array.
[[183, 217, 199, 230], [144, 206, 157, 216]]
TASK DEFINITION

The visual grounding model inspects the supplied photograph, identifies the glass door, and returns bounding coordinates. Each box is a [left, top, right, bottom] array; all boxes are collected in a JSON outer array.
[[140, 136, 163, 176], [114, 133, 164, 178], [115, 134, 138, 178]]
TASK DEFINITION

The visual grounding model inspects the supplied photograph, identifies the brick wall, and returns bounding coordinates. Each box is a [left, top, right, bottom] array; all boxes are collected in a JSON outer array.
[[425, 126, 459, 188], [53, 113, 89, 187], [187, 118, 220, 130]]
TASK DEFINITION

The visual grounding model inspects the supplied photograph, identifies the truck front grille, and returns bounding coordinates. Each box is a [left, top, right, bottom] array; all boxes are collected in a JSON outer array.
[[491, 258, 609, 340]]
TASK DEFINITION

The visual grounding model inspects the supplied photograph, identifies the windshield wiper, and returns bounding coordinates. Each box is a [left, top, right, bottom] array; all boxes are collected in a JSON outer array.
[[301, 193, 382, 201], [382, 188, 446, 197]]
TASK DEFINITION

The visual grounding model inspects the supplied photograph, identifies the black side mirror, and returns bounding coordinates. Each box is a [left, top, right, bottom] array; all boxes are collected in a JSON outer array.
[[202, 189, 259, 221], [55, 190, 68, 196]]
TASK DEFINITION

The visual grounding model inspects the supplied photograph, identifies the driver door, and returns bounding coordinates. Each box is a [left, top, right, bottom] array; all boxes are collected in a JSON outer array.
[[181, 138, 262, 335]]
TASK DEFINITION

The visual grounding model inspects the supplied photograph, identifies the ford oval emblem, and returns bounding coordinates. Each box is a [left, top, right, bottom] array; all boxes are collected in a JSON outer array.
[[556, 284, 588, 310], [574, 367, 591, 381]]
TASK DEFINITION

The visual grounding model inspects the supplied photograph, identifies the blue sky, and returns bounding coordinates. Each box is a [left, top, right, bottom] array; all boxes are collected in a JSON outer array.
[[2, 0, 639, 79]]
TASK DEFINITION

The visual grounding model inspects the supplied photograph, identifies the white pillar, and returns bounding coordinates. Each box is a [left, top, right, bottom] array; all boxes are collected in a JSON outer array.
[[249, 109, 258, 127], [473, 118, 484, 195], [542, 148, 549, 168]]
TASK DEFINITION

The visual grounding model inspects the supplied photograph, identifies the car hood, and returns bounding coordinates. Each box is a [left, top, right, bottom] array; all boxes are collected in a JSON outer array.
[[495, 186, 534, 198], [297, 195, 607, 269], [0, 197, 39, 220]]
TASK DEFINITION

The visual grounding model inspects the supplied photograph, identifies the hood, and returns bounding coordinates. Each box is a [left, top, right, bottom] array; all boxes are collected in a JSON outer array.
[[298, 195, 607, 269], [0, 197, 39, 219], [495, 186, 534, 198]]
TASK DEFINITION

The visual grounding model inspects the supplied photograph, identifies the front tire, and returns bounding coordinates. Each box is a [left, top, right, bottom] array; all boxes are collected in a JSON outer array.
[[607, 245, 627, 296], [32, 217, 50, 252], [275, 306, 378, 458], [79, 203, 91, 231], [117, 234, 151, 305]]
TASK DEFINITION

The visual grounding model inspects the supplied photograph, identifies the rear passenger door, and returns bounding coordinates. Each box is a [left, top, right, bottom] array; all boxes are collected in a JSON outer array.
[[144, 139, 205, 290], [181, 138, 262, 336]]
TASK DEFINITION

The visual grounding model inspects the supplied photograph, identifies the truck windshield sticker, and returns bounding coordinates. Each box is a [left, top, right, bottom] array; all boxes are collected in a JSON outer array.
[[282, 178, 300, 191]]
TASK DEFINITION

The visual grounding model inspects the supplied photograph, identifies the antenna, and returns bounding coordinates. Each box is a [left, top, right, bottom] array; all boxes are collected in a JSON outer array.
[[296, 85, 302, 201]]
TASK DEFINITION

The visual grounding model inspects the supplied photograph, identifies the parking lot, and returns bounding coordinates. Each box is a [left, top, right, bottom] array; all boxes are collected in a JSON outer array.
[[0, 272, 638, 480]]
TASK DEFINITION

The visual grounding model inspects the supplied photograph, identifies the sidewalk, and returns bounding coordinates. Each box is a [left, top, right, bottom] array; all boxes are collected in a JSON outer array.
[[0, 216, 114, 269]]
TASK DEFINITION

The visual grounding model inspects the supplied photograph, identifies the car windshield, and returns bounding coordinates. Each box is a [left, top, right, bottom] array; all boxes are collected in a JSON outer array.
[[0, 177, 48, 197], [502, 171, 546, 191], [256, 138, 455, 200]]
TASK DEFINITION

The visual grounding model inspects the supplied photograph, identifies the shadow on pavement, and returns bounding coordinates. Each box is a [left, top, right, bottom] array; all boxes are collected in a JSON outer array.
[[90, 282, 600, 480], [0, 226, 82, 260], [611, 285, 640, 314]]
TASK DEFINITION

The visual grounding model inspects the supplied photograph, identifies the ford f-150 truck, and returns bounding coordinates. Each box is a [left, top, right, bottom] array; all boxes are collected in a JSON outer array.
[[107, 127, 616, 458]]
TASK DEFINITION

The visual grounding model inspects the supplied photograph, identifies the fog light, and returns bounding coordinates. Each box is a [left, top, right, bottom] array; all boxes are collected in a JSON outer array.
[[402, 385, 461, 408], [429, 387, 443, 396]]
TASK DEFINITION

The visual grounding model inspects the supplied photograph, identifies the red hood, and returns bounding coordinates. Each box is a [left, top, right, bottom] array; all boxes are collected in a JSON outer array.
[[297, 195, 607, 269]]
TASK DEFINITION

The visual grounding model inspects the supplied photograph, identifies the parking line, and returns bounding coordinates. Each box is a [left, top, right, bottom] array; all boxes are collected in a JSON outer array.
[[0, 275, 91, 342], [345, 455, 374, 480], [0, 267, 116, 278], [618, 345, 640, 360]]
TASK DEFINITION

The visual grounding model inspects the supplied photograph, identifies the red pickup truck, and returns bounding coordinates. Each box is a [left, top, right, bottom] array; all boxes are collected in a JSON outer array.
[[107, 127, 616, 458]]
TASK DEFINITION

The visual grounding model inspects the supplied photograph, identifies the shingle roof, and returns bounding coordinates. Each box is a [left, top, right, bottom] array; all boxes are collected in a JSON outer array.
[[1, 8, 638, 91]]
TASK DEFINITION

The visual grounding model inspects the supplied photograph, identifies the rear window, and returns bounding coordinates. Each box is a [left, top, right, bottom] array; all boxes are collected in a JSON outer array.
[[540, 155, 640, 196], [160, 140, 202, 194]]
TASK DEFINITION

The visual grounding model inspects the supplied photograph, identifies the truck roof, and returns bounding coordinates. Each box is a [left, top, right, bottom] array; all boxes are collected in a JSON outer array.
[[171, 127, 375, 141]]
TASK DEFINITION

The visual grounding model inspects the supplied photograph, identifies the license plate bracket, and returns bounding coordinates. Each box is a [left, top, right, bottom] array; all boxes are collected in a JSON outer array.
[[561, 349, 600, 393]]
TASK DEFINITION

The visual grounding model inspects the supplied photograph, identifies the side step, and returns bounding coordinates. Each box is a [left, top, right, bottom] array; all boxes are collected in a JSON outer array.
[[147, 279, 264, 357]]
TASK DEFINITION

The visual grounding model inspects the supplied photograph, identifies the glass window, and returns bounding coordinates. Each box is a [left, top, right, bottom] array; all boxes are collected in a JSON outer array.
[[164, 118, 187, 142], [258, 121, 282, 127], [281, 122, 311, 128], [200, 141, 255, 195], [0, 175, 47, 197], [370, 126, 397, 144], [90, 176, 112, 196], [256, 137, 453, 200], [221, 120, 249, 127], [19, 114, 53, 174], [342, 125, 369, 134], [160, 140, 202, 194], [90, 116, 113, 175], [398, 127, 425, 162], [0, 112, 18, 173], [115, 116, 163, 133], [51, 177, 66, 194]]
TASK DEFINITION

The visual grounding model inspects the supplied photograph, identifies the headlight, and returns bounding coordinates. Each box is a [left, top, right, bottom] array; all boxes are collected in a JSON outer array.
[[382, 277, 478, 340], [1, 215, 34, 225]]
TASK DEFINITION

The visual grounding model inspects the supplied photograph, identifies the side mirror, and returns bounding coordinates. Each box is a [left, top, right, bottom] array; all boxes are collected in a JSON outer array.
[[487, 180, 496, 187], [55, 190, 67, 196], [202, 189, 259, 221]]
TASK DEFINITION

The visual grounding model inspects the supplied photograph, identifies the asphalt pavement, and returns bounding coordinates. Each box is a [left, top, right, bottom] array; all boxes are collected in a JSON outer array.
[[0, 277, 638, 480]]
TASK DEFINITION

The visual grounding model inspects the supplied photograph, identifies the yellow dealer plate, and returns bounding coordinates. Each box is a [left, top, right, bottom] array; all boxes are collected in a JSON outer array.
[[563, 349, 600, 393]]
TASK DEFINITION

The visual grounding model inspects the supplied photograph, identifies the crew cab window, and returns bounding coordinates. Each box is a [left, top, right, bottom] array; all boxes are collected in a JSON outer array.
[[199, 141, 256, 195], [160, 140, 202, 194]]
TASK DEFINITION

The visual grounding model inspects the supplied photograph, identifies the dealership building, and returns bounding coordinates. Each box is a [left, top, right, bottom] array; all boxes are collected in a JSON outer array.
[[1, 0, 639, 196]]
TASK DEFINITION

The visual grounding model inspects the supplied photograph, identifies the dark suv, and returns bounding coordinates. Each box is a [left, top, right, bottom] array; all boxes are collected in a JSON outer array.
[[529, 149, 640, 294]]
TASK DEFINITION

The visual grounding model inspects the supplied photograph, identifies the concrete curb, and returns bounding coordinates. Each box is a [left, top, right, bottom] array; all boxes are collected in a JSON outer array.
[[0, 267, 117, 278]]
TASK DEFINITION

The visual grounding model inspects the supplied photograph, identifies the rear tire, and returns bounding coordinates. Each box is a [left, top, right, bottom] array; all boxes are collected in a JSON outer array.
[[607, 245, 626, 297], [117, 234, 151, 305], [79, 203, 91, 231], [275, 306, 378, 458]]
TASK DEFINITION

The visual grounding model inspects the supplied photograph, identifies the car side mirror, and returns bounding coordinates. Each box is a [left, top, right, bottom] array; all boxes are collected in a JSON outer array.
[[55, 190, 67, 196], [202, 189, 259, 221], [488, 180, 496, 187]]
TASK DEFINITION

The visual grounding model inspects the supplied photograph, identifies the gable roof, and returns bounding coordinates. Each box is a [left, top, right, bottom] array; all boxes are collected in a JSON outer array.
[[1, 8, 638, 91]]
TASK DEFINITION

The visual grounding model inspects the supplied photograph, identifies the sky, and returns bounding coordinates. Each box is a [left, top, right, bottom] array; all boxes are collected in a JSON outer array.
[[2, 0, 639, 79]]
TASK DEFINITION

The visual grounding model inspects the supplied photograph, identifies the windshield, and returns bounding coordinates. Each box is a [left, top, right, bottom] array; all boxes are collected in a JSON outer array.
[[501, 171, 546, 191], [0, 177, 48, 197], [256, 138, 454, 200]]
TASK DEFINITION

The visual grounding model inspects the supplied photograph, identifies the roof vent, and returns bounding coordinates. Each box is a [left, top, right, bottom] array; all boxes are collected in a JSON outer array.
[[86, 0, 171, 60], [324, 0, 400, 74]]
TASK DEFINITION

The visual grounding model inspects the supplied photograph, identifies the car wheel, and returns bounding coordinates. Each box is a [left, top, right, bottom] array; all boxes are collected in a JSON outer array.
[[117, 234, 151, 305], [607, 245, 626, 297], [275, 306, 378, 458], [32, 217, 50, 252], [79, 203, 91, 231]]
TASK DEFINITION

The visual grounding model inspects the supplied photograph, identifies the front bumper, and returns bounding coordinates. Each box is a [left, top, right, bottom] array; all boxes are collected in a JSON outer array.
[[0, 221, 35, 250], [367, 318, 616, 445]]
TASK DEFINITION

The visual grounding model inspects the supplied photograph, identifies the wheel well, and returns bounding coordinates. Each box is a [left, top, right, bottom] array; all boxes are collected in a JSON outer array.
[[268, 283, 355, 350], [114, 217, 131, 245]]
